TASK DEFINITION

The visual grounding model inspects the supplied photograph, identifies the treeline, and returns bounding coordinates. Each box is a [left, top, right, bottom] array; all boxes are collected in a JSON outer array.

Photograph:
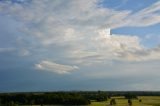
[[0, 91, 160, 105], [82, 91, 108, 101], [0, 91, 109, 105], [0, 92, 91, 105], [106, 91, 160, 97]]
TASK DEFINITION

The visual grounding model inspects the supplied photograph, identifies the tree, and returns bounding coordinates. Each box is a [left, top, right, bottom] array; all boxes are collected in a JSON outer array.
[[128, 99, 132, 105], [96, 93, 108, 101], [125, 93, 137, 99], [110, 99, 116, 105], [139, 99, 142, 102]]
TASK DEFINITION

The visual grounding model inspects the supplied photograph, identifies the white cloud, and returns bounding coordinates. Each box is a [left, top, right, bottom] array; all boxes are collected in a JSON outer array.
[[126, 1, 160, 27], [65, 28, 142, 64], [0, 0, 160, 66], [35, 60, 78, 74], [94, 28, 142, 51], [65, 27, 160, 64], [1, 0, 160, 28]]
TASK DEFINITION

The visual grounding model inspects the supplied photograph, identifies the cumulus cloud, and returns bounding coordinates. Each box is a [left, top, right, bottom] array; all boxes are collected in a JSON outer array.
[[66, 28, 160, 64], [95, 30, 160, 61], [95, 29, 141, 51], [35, 60, 78, 74]]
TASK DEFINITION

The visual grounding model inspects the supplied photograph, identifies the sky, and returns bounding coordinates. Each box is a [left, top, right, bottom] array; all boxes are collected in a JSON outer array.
[[0, 0, 160, 92]]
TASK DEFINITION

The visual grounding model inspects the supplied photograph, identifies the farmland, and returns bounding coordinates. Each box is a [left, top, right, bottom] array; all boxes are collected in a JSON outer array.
[[90, 96, 160, 106]]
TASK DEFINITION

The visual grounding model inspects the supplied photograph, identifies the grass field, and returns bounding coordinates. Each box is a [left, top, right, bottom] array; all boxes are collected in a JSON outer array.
[[89, 96, 160, 106]]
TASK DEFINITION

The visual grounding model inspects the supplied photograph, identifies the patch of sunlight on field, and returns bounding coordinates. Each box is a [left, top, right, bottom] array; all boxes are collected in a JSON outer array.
[[90, 96, 160, 106], [89, 100, 108, 106], [139, 96, 160, 106]]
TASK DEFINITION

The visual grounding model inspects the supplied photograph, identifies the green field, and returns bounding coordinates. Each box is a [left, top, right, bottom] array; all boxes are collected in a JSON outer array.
[[89, 96, 160, 106]]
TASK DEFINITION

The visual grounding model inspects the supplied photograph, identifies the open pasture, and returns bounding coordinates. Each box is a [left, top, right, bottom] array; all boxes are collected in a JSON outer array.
[[90, 96, 160, 106]]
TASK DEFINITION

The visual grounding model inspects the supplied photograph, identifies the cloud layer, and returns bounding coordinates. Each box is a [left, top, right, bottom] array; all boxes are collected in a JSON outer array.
[[0, 0, 160, 72], [0, 0, 160, 90]]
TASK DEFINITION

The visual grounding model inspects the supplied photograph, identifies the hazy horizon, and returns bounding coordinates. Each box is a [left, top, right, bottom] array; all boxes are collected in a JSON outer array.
[[0, 0, 160, 92]]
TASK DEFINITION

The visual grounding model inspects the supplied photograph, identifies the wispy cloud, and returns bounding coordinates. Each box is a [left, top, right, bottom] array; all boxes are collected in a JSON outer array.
[[35, 60, 78, 74], [126, 1, 160, 27]]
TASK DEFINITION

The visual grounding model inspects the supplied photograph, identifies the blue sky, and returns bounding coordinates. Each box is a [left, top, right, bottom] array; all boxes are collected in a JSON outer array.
[[0, 0, 160, 92]]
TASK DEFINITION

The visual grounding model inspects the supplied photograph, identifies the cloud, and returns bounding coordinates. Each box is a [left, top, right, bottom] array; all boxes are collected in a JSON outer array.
[[93, 29, 160, 62], [0, 0, 160, 65], [65, 29, 142, 64], [35, 60, 78, 74], [1, 0, 160, 91], [19, 49, 30, 56], [84, 60, 160, 79], [94, 29, 142, 51], [66, 28, 160, 64], [125, 1, 160, 27], [1, 0, 160, 28]]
